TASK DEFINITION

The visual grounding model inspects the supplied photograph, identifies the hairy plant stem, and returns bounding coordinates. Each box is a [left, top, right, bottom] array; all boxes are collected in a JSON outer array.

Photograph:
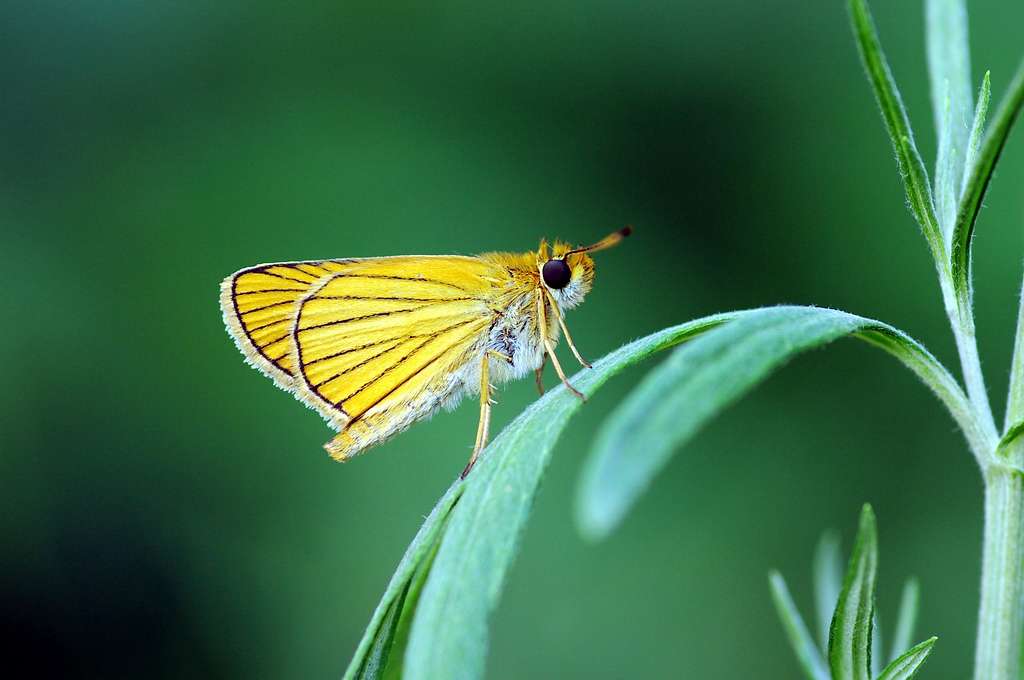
[[976, 268, 1024, 680], [951, 307, 998, 443], [974, 463, 1024, 680], [944, 237, 1020, 680], [938, 270, 998, 445]]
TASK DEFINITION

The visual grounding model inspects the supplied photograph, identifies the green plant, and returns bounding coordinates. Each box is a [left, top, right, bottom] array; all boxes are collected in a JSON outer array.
[[771, 506, 936, 680], [343, 0, 1024, 677]]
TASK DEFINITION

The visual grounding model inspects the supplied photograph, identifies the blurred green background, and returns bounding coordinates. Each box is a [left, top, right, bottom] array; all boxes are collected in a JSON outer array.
[[2, 0, 1023, 677]]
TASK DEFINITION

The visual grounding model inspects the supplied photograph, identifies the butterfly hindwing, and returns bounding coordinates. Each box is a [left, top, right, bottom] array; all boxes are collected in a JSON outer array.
[[289, 257, 502, 458], [220, 260, 353, 388]]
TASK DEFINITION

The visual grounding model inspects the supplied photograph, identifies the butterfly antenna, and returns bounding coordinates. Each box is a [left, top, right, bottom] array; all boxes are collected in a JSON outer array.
[[565, 226, 632, 256]]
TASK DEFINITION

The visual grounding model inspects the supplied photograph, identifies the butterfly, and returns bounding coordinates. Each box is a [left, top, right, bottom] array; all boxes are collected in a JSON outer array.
[[220, 227, 630, 476]]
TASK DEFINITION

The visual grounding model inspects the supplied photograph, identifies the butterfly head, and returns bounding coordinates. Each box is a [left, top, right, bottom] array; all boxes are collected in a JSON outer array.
[[537, 227, 631, 310]]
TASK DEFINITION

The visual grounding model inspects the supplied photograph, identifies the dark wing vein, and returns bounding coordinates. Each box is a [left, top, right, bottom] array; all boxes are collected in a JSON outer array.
[[310, 338, 407, 388], [304, 336, 405, 368], [317, 317, 480, 406], [262, 270, 316, 284], [299, 304, 439, 332], [343, 321, 481, 424], [238, 299, 298, 315], [334, 273, 473, 293]]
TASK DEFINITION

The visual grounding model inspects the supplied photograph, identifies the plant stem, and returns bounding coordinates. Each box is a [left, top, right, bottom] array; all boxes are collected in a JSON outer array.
[[951, 305, 998, 443], [974, 463, 1024, 680], [938, 272, 998, 446]]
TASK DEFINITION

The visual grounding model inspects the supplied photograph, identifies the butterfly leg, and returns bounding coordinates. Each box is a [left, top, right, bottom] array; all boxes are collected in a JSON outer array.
[[552, 304, 592, 369], [535, 353, 547, 396], [537, 293, 585, 401], [462, 349, 512, 478]]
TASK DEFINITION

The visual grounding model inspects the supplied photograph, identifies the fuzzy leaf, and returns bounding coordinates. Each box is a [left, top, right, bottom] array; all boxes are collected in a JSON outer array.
[[576, 306, 983, 539], [961, 73, 990, 196], [927, 0, 973, 236], [398, 315, 733, 680], [814, 530, 844, 652], [890, 578, 921, 663], [997, 418, 1024, 458], [877, 637, 937, 680], [770, 571, 831, 680], [952, 56, 1024, 302], [849, 0, 941, 265], [933, 83, 958, 239], [828, 504, 878, 680]]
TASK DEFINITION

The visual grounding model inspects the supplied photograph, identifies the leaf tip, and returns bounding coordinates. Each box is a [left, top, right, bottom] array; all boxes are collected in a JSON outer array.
[[574, 485, 621, 542], [859, 503, 877, 533]]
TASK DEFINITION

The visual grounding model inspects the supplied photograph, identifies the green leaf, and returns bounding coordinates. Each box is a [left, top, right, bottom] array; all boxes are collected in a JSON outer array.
[[933, 83, 958, 239], [889, 578, 920, 662], [997, 418, 1024, 458], [944, 72, 988, 318], [849, 0, 942, 265], [399, 315, 734, 680], [354, 580, 409, 680], [962, 72, 991, 196], [872, 616, 884, 678], [770, 571, 831, 680], [828, 504, 878, 680], [877, 637, 937, 680], [376, 524, 446, 680], [953, 55, 1024, 303], [813, 530, 844, 651], [1004, 194, 1024, 446], [927, 0, 973, 236], [576, 306, 984, 539]]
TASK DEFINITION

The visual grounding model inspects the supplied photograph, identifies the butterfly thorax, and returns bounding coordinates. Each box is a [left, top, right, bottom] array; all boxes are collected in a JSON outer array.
[[477, 247, 595, 384]]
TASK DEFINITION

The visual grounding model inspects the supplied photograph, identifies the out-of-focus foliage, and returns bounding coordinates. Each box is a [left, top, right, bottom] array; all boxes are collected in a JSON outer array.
[[1, 1, 1021, 677]]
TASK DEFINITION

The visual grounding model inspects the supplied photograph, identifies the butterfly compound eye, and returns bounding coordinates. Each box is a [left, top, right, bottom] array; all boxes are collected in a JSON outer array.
[[541, 259, 572, 289]]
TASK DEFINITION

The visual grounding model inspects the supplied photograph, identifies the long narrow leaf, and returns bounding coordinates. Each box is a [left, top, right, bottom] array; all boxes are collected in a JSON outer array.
[[962, 73, 991, 197], [952, 54, 1024, 300], [850, 0, 941, 264], [813, 530, 844, 651], [352, 580, 409, 680], [400, 315, 734, 680], [872, 617, 884, 678], [927, 0, 973, 235], [770, 571, 831, 680], [576, 306, 984, 540], [373, 522, 447, 680], [933, 84, 958, 238], [828, 505, 878, 680], [877, 637, 937, 680], [1003, 204, 1024, 439], [890, 578, 921, 662], [997, 419, 1024, 458]]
